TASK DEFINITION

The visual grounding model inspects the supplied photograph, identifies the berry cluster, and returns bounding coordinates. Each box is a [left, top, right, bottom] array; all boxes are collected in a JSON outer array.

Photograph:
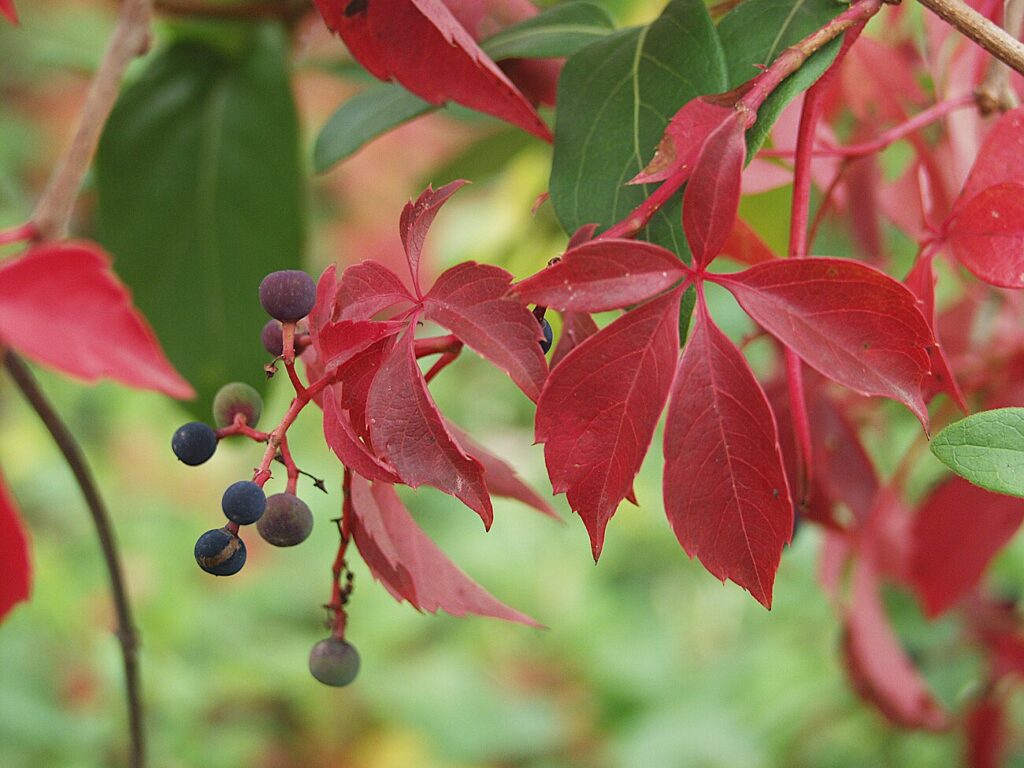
[[170, 269, 357, 686]]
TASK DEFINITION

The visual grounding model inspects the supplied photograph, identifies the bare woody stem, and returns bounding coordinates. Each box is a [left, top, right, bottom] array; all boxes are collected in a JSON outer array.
[[918, 0, 1024, 77], [31, 0, 153, 240], [2, 352, 145, 768]]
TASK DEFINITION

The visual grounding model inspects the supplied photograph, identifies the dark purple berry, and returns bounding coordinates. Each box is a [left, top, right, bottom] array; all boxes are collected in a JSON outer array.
[[256, 493, 313, 546], [539, 318, 554, 354], [221, 481, 267, 525], [259, 270, 316, 323], [309, 637, 360, 686], [212, 382, 263, 428], [194, 528, 246, 576], [261, 320, 284, 357], [171, 422, 217, 466]]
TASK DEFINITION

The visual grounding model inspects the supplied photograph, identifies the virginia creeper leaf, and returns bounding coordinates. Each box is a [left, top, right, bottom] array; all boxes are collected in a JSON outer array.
[[536, 289, 682, 558], [966, 696, 1005, 768], [931, 409, 1024, 498], [0, 471, 30, 623], [0, 0, 16, 25], [550, 311, 599, 368], [629, 97, 735, 186], [909, 477, 1024, 617], [96, 28, 303, 416], [903, 256, 968, 412], [347, 474, 539, 625], [0, 242, 193, 398], [317, 319, 406, 372], [335, 260, 415, 322], [509, 239, 688, 313], [323, 393, 400, 482], [424, 262, 548, 402], [945, 182, 1024, 289], [960, 106, 1024, 202], [549, 0, 727, 252], [447, 424, 557, 519], [335, 338, 393, 441], [401, 180, 468, 296], [682, 112, 746, 269], [308, 265, 337, 355], [366, 327, 493, 526], [313, 0, 551, 141], [717, 258, 934, 428], [663, 306, 792, 609], [842, 558, 950, 731]]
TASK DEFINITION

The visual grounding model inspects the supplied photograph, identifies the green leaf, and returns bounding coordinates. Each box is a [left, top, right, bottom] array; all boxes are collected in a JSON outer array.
[[931, 409, 1024, 497], [314, 84, 433, 173], [96, 25, 304, 417], [718, 0, 845, 156], [548, 0, 727, 255], [481, 2, 616, 61]]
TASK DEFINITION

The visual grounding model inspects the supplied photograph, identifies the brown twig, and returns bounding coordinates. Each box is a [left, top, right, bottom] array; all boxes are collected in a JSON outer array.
[[976, 0, 1024, 113], [3, 353, 145, 768], [31, 0, 154, 240], [918, 0, 1024, 77]]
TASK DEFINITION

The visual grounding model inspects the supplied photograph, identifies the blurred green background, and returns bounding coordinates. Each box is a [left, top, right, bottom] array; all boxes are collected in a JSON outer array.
[[2, 1, 1023, 766]]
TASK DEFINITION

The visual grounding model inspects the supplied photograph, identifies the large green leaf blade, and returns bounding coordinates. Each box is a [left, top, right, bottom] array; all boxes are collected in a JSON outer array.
[[548, 0, 727, 254], [314, 83, 433, 173], [931, 409, 1024, 497], [481, 2, 616, 60], [96, 25, 304, 417], [718, 0, 845, 155]]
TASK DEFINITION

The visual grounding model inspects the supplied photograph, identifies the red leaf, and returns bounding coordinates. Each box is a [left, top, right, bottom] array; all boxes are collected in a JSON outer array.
[[447, 423, 557, 519], [317, 319, 406, 371], [716, 258, 933, 428], [960, 106, 1024, 202], [682, 112, 746, 270], [663, 306, 792, 609], [334, 261, 414, 322], [509, 239, 688, 313], [721, 218, 778, 267], [945, 182, 1024, 289], [909, 477, 1023, 617], [315, 0, 551, 141], [536, 289, 682, 558], [550, 311, 598, 369], [966, 696, 1004, 768], [335, 338, 393, 440], [400, 180, 468, 295], [0, 0, 16, 24], [424, 262, 547, 402], [308, 265, 337, 353], [0, 471, 30, 623], [903, 256, 968, 412], [347, 474, 539, 625], [842, 558, 950, 731], [323, 393, 399, 483], [631, 97, 735, 185], [0, 242, 193, 398], [366, 327, 493, 526]]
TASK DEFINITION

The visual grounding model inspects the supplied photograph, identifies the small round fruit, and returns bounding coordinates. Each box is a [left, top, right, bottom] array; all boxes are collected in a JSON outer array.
[[259, 270, 316, 323], [309, 637, 360, 686], [221, 480, 267, 525], [261, 320, 284, 357], [256, 493, 313, 546], [171, 422, 218, 466], [539, 318, 554, 354], [194, 528, 246, 576], [212, 382, 263, 428]]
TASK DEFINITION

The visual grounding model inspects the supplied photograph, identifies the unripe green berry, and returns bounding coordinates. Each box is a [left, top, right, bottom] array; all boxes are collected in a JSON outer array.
[[309, 637, 360, 686], [212, 382, 263, 428]]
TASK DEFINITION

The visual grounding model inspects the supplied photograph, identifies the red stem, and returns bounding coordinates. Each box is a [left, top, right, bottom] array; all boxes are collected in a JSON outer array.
[[424, 349, 462, 383], [0, 222, 39, 247], [278, 435, 299, 495], [414, 334, 461, 358]]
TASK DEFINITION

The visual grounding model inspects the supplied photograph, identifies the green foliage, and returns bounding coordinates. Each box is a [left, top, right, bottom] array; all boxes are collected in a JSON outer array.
[[481, 1, 616, 60], [95, 24, 304, 417], [931, 408, 1024, 497]]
